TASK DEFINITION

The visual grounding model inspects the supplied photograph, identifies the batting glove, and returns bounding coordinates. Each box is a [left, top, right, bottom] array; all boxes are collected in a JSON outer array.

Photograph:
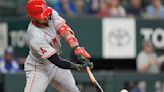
[[75, 64, 86, 72], [73, 46, 93, 69], [80, 59, 94, 70], [75, 62, 93, 72]]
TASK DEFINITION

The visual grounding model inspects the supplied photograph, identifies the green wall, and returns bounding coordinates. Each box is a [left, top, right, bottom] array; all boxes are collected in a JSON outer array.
[[1, 71, 164, 92]]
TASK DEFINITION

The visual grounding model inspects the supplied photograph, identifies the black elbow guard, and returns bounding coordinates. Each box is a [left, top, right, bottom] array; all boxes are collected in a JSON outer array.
[[47, 54, 76, 70], [48, 53, 60, 63]]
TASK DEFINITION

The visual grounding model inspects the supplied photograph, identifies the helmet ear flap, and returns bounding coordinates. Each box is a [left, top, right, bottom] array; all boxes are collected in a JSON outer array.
[[48, 14, 52, 20]]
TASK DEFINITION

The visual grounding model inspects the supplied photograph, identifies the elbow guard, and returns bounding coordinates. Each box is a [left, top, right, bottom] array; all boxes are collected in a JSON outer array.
[[57, 23, 74, 35], [47, 54, 76, 69]]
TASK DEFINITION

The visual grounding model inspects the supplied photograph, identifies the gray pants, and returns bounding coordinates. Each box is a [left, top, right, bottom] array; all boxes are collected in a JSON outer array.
[[24, 61, 80, 92]]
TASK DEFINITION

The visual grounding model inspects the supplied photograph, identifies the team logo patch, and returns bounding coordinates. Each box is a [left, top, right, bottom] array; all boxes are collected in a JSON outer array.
[[40, 47, 47, 54]]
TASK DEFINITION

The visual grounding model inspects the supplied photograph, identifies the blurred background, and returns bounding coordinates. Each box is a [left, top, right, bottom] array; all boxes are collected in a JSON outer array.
[[0, 0, 164, 92]]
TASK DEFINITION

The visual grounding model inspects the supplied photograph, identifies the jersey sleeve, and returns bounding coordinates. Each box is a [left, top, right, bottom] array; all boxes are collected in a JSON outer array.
[[51, 10, 66, 30], [51, 10, 74, 35], [30, 37, 56, 60]]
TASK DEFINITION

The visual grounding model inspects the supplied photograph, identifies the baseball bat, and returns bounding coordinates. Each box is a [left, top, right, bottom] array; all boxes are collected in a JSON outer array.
[[86, 67, 104, 92], [76, 53, 104, 92]]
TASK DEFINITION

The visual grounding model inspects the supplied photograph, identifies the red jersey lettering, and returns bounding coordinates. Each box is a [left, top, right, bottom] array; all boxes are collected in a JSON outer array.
[[40, 47, 47, 54]]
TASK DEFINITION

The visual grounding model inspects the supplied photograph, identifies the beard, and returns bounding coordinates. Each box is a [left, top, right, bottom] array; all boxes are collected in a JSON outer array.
[[35, 20, 49, 26], [42, 22, 49, 26]]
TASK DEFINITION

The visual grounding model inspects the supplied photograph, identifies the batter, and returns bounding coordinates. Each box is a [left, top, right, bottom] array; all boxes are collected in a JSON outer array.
[[24, 0, 93, 92]]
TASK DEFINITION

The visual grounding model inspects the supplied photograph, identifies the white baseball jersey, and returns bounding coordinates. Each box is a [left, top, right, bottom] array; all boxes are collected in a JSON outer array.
[[24, 9, 80, 92], [26, 10, 65, 64]]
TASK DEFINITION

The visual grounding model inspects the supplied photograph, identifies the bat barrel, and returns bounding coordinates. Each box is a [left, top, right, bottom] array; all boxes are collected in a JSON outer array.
[[86, 67, 104, 92]]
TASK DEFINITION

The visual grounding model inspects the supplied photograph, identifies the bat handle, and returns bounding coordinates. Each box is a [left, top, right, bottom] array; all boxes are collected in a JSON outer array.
[[86, 66, 96, 83]]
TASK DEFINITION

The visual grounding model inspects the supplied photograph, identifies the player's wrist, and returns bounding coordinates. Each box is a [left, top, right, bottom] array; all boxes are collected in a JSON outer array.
[[73, 46, 79, 51], [66, 35, 79, 47], [69, 62, 83, 71], [69, 62, 77, 70], [73, 46, 91, 59], [76, 64, 83, 72]]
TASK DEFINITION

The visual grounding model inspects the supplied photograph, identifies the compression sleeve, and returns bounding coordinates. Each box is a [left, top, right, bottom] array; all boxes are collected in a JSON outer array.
[[47, 54, 77, 70]]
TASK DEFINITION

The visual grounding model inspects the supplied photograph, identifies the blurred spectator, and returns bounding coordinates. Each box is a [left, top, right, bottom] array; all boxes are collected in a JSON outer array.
[[145, 0, 164, 19], [121, 0, 129, 7], [126, 0, 143, 17], [0, 46, 19, 73], [74, 0, 85, 15], [18, 57, 26, 70], [53, 0, 77, 16], [85, 0, 99, 15], [97, 0, 109, 17], [137, 41, 159, 74], [108, 0, 126, 17], [123, 81, 141, 92]]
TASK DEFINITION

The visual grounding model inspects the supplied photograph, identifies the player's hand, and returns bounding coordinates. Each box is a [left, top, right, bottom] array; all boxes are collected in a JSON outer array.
[[75, 64, 86, 72], [69, 62, 86, 72], [76, 58, 94, 70], [73, 46, 93, 70], [73, 46, 91, 60], [76, 62, 93, 72], [82, 61, 93, 69]]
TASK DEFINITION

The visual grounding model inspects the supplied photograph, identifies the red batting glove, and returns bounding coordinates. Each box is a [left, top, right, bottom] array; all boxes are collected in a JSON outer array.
[[73, 46, 91, 59]]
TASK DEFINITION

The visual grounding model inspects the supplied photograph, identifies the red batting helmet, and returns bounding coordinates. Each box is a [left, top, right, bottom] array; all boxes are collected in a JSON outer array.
[[26, 0, 52, 19]]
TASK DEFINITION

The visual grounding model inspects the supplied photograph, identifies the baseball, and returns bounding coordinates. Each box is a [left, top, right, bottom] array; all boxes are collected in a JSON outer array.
[[120, 89, 128, 92]]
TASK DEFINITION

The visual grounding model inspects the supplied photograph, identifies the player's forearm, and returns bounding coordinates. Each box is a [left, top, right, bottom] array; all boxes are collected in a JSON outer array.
[[62, 30, 79, 48], [57, 23, 91, 59], [66, 34, 79, 48], [48, 53, 77, 70], [56, 23, 79, 48]]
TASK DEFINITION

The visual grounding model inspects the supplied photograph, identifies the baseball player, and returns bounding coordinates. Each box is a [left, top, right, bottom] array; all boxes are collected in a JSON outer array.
[[24, 0, 93, 92]]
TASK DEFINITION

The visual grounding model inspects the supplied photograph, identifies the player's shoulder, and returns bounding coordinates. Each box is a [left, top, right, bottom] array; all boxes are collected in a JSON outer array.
[[51, 9, 62, 18], [27, 22, 45, 39], [52, 9, 58, 15]]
